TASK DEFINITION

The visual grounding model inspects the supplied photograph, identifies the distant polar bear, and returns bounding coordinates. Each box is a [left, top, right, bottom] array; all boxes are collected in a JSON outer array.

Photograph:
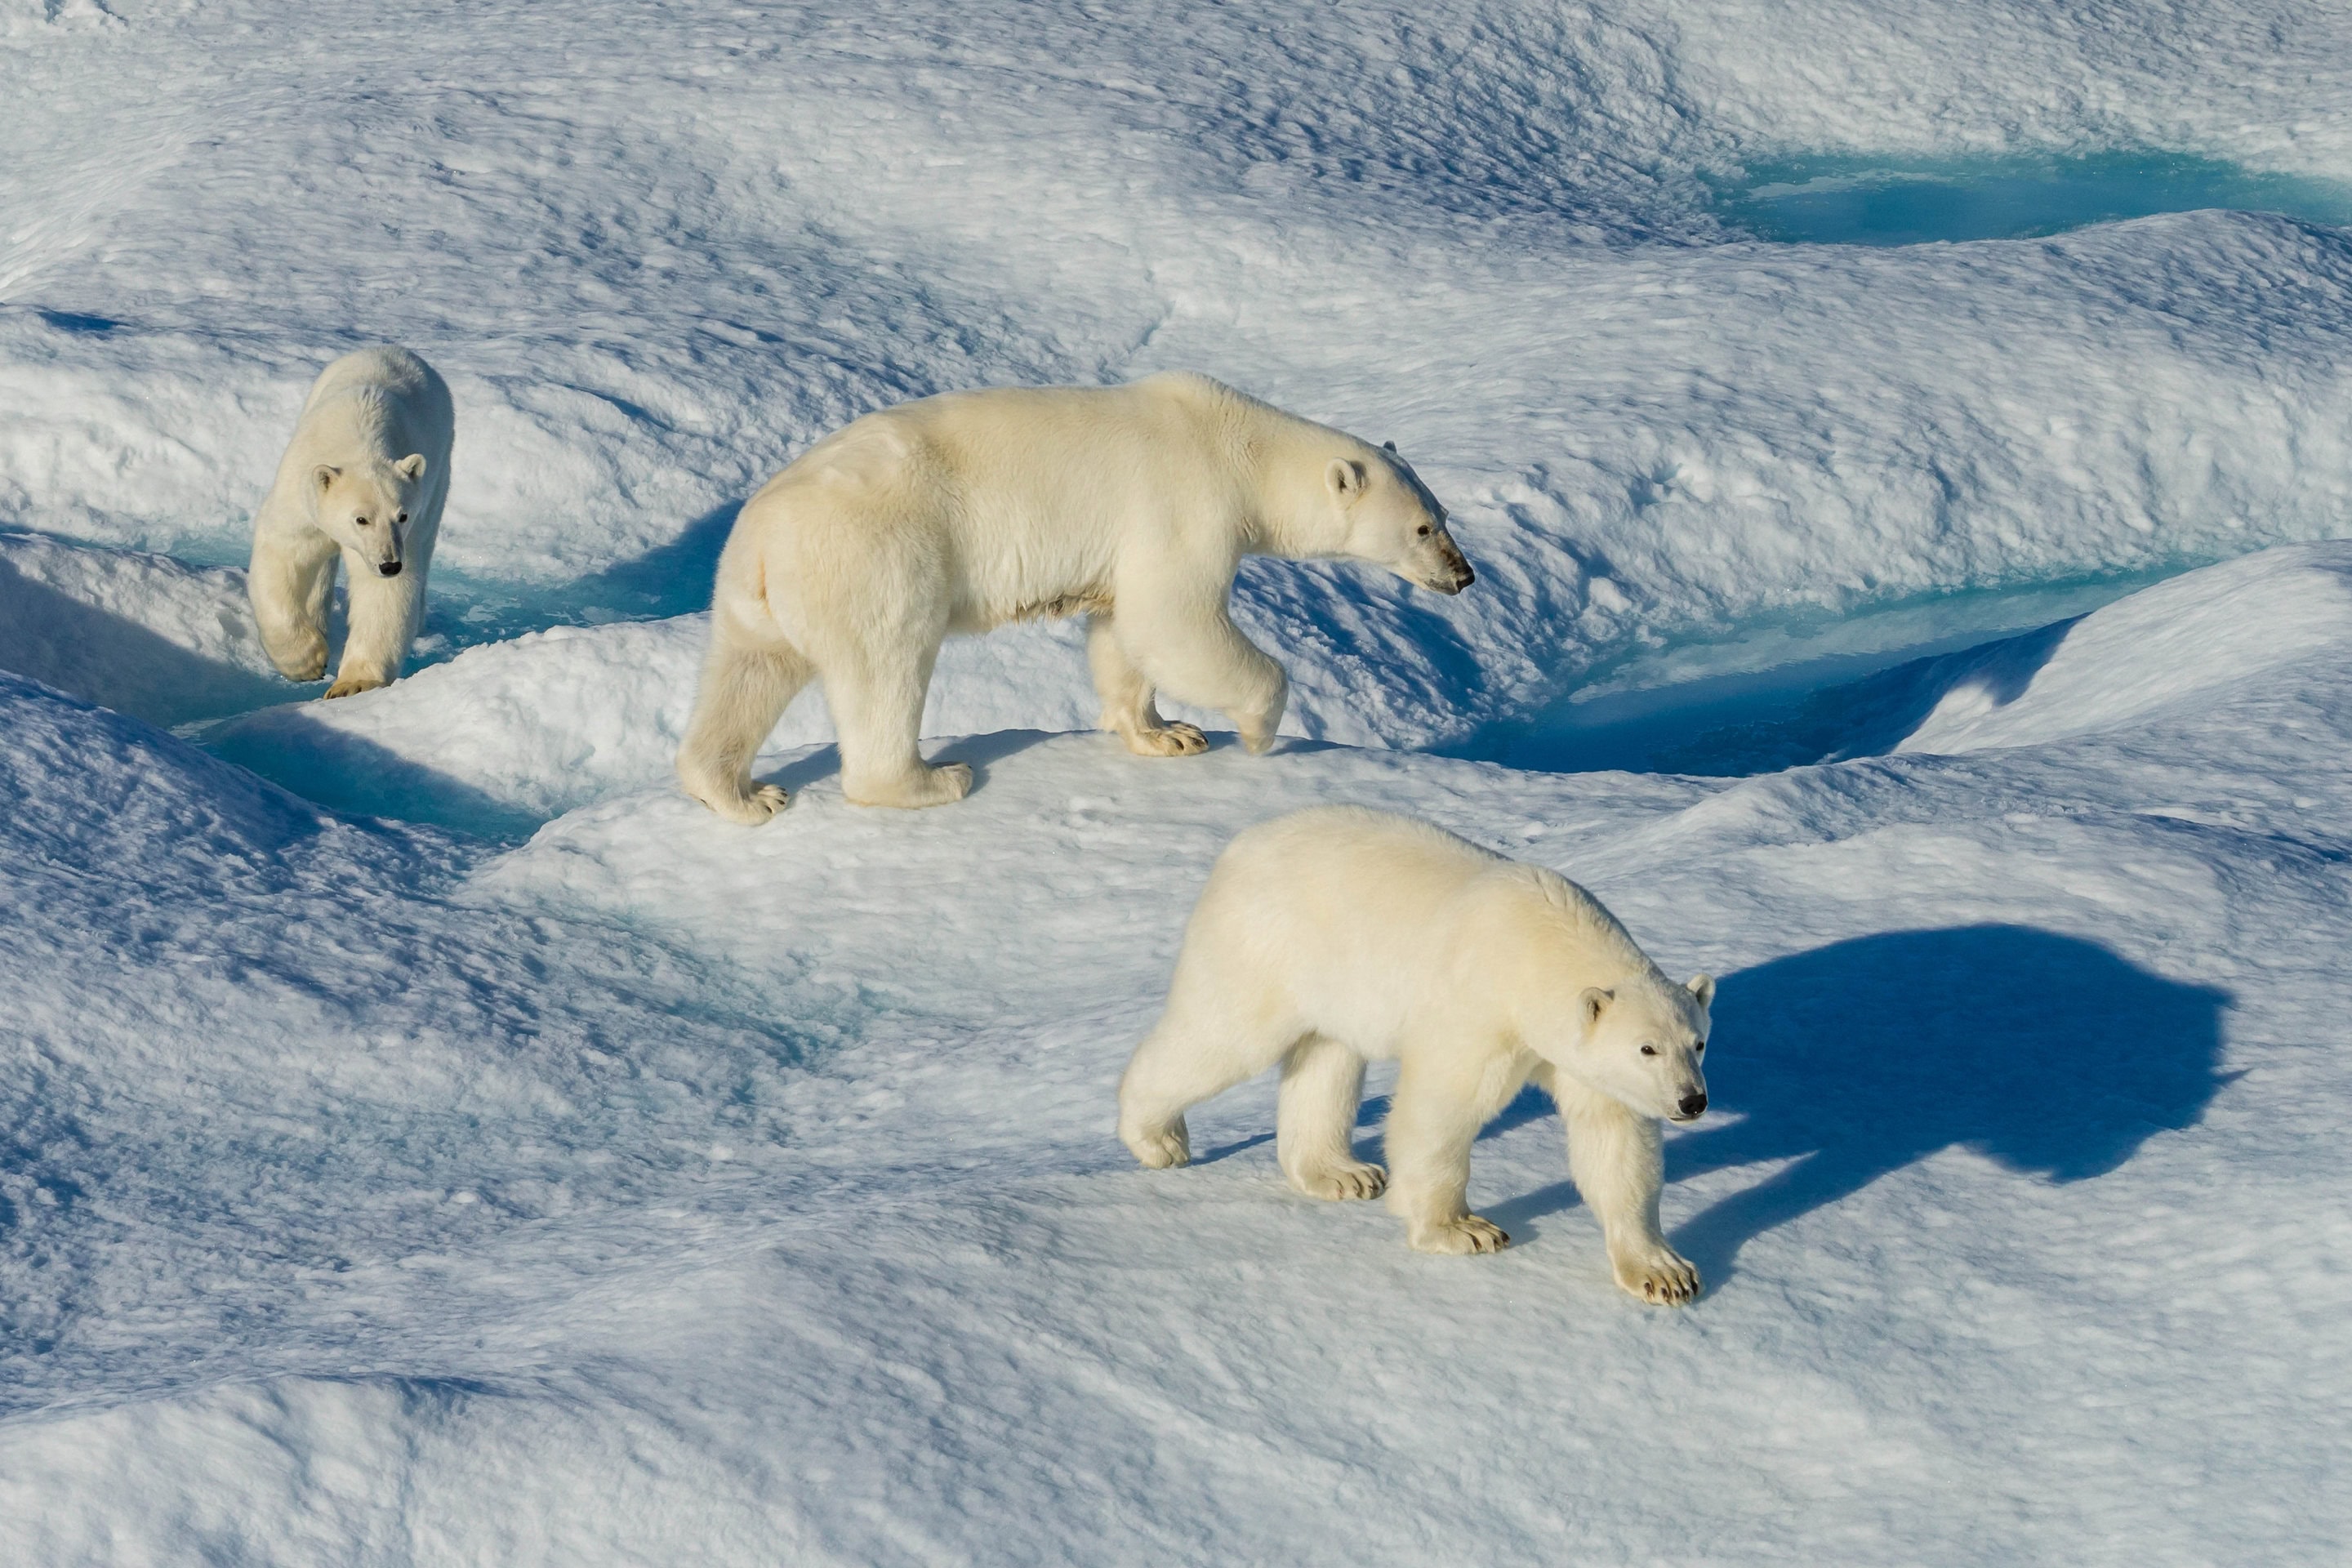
[[1119, 806, 1716, 1305], [675, 372, 1474, 821], [247, 346, 453, 698]]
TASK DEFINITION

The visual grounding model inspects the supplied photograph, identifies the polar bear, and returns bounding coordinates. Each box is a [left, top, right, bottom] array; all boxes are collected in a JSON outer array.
[[675, 373, 1473, 820], [1118, 806, 1716, 1305], [247, 346, 453, 698]]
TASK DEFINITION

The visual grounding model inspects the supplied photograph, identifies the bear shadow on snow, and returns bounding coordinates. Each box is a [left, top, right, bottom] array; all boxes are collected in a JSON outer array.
[[1481, 924, 2232, 1281]]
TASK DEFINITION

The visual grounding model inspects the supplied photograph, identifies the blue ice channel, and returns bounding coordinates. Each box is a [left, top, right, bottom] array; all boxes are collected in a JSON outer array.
[[1710, 152, 2352, 245]]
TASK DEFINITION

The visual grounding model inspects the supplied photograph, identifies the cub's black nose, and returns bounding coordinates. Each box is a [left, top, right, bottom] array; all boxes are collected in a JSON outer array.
[[1677, 1092, 1708, 1119], [378, 561, 403, 577], [1454, 564, 1476, 590]]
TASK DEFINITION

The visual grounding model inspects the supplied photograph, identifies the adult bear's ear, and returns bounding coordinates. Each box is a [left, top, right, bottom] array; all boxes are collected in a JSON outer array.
[[1326, 457, 1365, 500], [1382, 439, 1398, 452], [394, 453, 428, 482], [1686, 973, 1716, 1009], [312, 464, 341, 492], [1581, 987, 1615, 1026]]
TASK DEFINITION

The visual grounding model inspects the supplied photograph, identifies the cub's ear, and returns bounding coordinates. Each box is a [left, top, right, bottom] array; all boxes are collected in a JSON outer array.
[[394, 453, 428, 482], [312, 464, 341, 492], [1382, 439, 1398, 452], [1326, 457, 1366, 499], [1581, 986, 1615, 1026], [1686, 973, 1716, 1009]]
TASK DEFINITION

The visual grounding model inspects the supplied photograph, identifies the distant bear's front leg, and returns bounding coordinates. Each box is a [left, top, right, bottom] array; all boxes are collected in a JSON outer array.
[[1120, 600, 1287, 755], [1551, 1072, 1699, 1305], [1382, 1060, 1510, 1254], [327, 550, 424, 698], [248, 529, 338, 682], [1086, 612, 1207, 758]]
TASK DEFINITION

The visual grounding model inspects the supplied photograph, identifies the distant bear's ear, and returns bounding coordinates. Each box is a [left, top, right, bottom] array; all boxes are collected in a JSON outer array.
[[1326, 457, 1365, 500], [394, 453, 427, 482], [312, 465, 340, 492], [1686, 973, 1715, 1009], [1581, 987, 1614, 1027]]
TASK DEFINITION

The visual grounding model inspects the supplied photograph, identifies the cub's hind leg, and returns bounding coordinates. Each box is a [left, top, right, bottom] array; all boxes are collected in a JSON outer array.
[[677, 617, 814, 824]]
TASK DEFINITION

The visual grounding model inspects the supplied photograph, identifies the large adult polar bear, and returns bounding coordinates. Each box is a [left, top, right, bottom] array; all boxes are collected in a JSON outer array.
[[247, 346, 453, 698], [1119, 806, 1716, 1305], [676, 372, 1474, 820]]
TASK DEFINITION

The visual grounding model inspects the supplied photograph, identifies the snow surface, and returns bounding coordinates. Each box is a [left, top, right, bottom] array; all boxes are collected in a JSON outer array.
[[6, 0, 2352, 1561]]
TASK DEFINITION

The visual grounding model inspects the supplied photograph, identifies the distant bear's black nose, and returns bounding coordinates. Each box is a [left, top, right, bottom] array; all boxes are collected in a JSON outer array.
[[378, 561, 403, 577], [1677, 1092, 1708, 1119]]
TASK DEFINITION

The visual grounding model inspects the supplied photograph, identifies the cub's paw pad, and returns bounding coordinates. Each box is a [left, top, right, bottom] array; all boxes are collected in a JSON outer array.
[[1293, 1160, 1388, 1201], [1127, 722, 1209, 759], [1614, 1248, 1700, 1306], [1411, 1214, 1510, 1255], [323, 676, 385, 700], [1122, 1119, 1191, 1169]]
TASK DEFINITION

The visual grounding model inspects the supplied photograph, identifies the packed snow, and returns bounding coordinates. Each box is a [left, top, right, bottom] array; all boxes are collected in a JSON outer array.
[[4, 0, 2350, 1561]]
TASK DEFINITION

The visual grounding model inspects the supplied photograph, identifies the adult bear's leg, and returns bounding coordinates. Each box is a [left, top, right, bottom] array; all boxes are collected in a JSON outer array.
[[248, 528, 339, 682], [1277, 1035, 1384, 1200], [1118, 1009, 1299, 1171], [824, 636, 972, 808], [1087, 611, 1207, 757], [1116, 593, 1289, 755], [1545, 1066, 1699, 1305], [676, 616, 815, 824], [327, 550, 424, 697]]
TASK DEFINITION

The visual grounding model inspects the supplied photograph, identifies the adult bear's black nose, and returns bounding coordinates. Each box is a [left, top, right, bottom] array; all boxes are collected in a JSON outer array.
[[1677, 1092, 1708, 1120], [378, 561, 403, 577]]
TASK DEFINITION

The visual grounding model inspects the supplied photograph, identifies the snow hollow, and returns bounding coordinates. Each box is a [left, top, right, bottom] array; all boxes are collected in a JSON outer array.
[[3, 1, 2350, 1562]]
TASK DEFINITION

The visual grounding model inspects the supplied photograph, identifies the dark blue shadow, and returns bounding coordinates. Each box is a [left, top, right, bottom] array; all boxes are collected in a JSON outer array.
[[1659, 924, 2232, 1283]]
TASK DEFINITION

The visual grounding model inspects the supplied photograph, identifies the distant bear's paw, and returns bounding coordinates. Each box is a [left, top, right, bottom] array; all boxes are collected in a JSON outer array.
[[1612, 1244, 1700, 1306], [1125, 721, 1209, 758], [1409, 1214, 1510, 1255], [1290, 1160, 1388, 1201], [323, 675, 385, 699], [1121, 1116, 1191, 1169], [849, 762, 973, 809]]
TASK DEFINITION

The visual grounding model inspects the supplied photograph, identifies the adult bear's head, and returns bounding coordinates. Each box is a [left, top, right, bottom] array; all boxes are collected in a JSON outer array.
[[1323, 440, 1475, 596], [311, 455, 428, 578]]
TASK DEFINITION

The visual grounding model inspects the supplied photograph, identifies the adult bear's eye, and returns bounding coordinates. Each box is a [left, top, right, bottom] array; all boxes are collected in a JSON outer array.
[[355, 515, 371, 527], [1640, 1045, 1656, 1056], [1417, 524, 1432, 537], [396, 512, 408, 523], [1695, 1040, 1706, 1054]]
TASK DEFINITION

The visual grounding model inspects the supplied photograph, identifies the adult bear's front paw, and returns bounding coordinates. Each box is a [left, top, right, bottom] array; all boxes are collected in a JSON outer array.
[[1407, 1214, 1510, 1254], [1124, 720, 1209, 758], [1121, 1116, 1191, 1169], [1612, 1243, 1700, 1306], [323, 674, 386, 699]]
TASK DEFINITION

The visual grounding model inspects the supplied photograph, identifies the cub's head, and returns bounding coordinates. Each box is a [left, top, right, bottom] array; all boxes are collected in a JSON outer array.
[[311, 455, 428, 578], [1559, 973, 1714, 1124], [1326, 440, 1474, 595]]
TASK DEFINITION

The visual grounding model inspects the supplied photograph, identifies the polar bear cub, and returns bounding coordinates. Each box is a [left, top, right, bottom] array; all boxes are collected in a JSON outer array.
[[676, 372, 1474, 821], [247, 346, 453, 698], [1119, 806, 1715, 1305]]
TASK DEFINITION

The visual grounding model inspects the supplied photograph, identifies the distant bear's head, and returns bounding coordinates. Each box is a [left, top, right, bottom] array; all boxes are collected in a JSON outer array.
[[1325, 442, 1475, 596], [1558, 973, 1714, 1124], [311, 455, 428, 578]]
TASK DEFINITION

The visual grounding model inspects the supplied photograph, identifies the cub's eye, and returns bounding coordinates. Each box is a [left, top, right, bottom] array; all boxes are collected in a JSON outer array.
[[355, 516, 371, 527], [1416, 524, 1432, 537], [396, 511, 408, 523], [1695, 1041, 1706, 1054], [1639, 1045, 1657, 1056]]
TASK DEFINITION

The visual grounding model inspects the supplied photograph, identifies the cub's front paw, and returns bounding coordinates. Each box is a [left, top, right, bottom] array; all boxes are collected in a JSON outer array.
[[1121, 1116, 1191, 1169], [1290, 1160, 1388, 1201], [323, 675, 386, 700], [1124, 721, 1209, 758], [1408, 1214, 1510, 1255], [1612, 1245, 1700, 1306], [701, 782, 789, 825]]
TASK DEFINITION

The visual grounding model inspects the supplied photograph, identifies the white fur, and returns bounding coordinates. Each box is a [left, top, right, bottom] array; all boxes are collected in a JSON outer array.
[[247, 347, 454, 699], [675, 373, 1473, 820], [1118, 806, 1716, 1304]]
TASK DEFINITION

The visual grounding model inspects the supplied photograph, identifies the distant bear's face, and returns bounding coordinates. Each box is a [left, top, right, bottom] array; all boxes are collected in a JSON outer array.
[[1326, 446, 1475, 595], [312, 455, 427, 579], [1561, 973, 1714, 1123]]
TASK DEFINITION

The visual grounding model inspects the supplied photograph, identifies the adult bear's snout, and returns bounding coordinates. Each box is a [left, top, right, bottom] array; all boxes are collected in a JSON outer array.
[[1676, 1091, 1708, 1120], [378, 560, 403, 577]]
